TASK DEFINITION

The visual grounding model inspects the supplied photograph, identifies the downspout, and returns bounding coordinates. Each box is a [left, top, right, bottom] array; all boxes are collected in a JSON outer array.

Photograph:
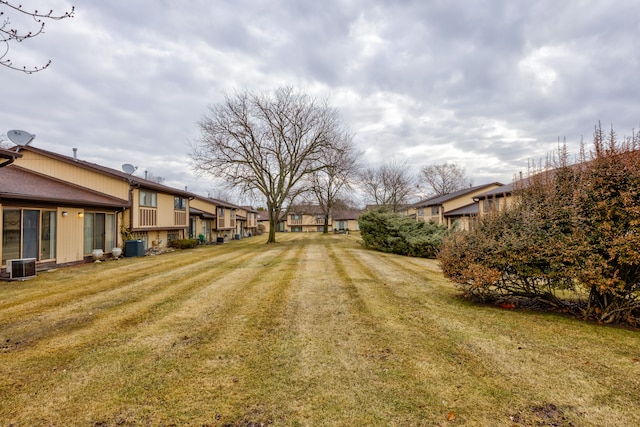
[[128, 181, 140, 239]]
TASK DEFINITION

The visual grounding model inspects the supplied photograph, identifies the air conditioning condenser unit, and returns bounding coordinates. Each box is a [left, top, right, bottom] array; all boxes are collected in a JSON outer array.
[[6, 258, 37, 280]]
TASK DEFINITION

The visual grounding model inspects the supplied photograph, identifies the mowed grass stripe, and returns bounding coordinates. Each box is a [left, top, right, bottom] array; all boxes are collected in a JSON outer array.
[[1, 233, 639, 426], [338, 245, 524, 424], [0, 248, 262, 352], [0, 250, 200, 311], [320, 236, 477, 424], [116, 236, 307, 426], [33, 236, 306, 426], [0, 243, 250, 323], [345, 247, 596, 423], [0, 242, 293, 424], [263, 234, 433, 425], [346, 242, 640, 426]]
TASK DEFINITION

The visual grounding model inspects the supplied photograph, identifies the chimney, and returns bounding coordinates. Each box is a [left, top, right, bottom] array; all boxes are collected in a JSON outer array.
[[72, 148, 77, 159], [145, 170, 148, 180]]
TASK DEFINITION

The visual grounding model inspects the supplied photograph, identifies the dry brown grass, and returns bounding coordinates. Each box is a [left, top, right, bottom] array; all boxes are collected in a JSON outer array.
[[1, 233, 639, 426]]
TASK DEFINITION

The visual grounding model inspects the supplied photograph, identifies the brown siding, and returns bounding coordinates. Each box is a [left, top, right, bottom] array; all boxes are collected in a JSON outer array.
[[139, 208, 157, 226]]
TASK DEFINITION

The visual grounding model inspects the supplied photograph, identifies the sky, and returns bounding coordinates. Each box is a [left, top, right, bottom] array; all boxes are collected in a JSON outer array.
[[2, 0, 640, 204]]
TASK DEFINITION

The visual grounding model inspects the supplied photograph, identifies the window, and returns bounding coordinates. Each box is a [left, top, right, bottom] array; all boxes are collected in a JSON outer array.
[[217, 207, 225, 217], [84, 212, 116, 254], [291, 226, 302, 232], [431, 206, 439, 215], [140, 190, 157, 207], [290, 214, 302, 220], [174, 197, 187, 210], [2, 209, 21, 262], [483, 198, 499, 212], [2, 208, 56, 263], [417, 208, 424, 216], [230, 210, 236, 218]]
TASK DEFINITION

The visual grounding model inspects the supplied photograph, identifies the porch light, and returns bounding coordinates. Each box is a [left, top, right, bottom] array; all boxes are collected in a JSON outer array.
[[78, 212, 84, 218], [62, 211, 68, 217]]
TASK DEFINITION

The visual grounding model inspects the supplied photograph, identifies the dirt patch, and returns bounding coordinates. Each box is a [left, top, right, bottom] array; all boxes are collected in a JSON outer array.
[[510, 403, 574, 426]]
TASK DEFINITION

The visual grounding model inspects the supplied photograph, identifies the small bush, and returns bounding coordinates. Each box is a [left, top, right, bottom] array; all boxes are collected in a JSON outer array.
[[167, 239, 199, 249], [358, 209, 447, 258]]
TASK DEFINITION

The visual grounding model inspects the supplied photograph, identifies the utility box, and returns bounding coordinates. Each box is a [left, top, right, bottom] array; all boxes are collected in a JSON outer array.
[[124, 240, 145, 257], [7, 258, 37, 279]]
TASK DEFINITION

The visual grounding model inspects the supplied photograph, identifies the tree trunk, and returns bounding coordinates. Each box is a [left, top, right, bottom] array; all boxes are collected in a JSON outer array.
[[267, 207, 279, 244], [324, 214, 329, 234]]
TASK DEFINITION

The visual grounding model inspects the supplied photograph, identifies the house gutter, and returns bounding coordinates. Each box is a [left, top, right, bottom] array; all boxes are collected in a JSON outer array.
[[0, 158, 15, 168]]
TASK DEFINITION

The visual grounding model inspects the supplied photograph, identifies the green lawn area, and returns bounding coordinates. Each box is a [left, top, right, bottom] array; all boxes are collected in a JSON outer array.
[[1, 233, 638, 426]]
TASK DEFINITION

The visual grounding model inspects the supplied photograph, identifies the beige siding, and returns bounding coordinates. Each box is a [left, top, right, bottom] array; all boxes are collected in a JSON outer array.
[[287, 213, 330, 232], [217, 208, 235, 230], [132, 189, 188, 230], [56, 208, 85, 264], [157, 193, 176, 226], [190, 198, 216, 214], [441, 184, 502, 213], [15, 150, 130, 198]]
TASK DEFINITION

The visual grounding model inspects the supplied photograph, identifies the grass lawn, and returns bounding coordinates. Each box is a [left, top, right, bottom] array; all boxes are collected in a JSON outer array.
[[1, 233, 639, 426]]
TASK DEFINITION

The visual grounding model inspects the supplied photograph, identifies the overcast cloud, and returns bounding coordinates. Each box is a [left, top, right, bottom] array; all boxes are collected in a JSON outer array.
[[2, 0, 639, 203]]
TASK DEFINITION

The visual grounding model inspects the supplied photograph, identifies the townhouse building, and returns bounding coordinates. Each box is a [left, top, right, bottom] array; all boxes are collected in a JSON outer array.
[[408, 182, 503, 230], [1, 144, 192, 273], [189, 197, 259, 243]]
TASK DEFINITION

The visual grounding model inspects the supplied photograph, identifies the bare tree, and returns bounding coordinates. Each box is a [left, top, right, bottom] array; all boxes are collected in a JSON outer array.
[[191, 86, 351, 244], [307, 133, 361, 233], [1, 1, 74, 73], [361, 159, 415, 212], [420, 162, 472, 196]]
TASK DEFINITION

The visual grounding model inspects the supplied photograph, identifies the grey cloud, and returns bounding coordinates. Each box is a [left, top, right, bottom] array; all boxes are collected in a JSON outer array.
[[2, 0, 640, 199]]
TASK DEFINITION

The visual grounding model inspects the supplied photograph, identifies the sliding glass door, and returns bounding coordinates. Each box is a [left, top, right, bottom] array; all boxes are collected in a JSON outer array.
[[84, 212, 116, 254], [2, 208, 57, 263]]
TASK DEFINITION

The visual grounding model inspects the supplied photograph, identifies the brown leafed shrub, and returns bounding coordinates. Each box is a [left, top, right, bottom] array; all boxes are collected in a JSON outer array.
[[438, 123, 640, 325]]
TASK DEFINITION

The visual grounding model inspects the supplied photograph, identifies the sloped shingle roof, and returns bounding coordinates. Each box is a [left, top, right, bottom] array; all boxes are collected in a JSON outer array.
[[444, 203, 479, 217], [332, 209, 363, 220], [0, 165, 129, 208], [412, 182, 503, 208]]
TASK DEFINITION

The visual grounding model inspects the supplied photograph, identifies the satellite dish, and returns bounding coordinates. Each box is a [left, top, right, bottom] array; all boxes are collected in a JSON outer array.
[[122, 163, 137, 174], [7, 130, 36, 147]]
